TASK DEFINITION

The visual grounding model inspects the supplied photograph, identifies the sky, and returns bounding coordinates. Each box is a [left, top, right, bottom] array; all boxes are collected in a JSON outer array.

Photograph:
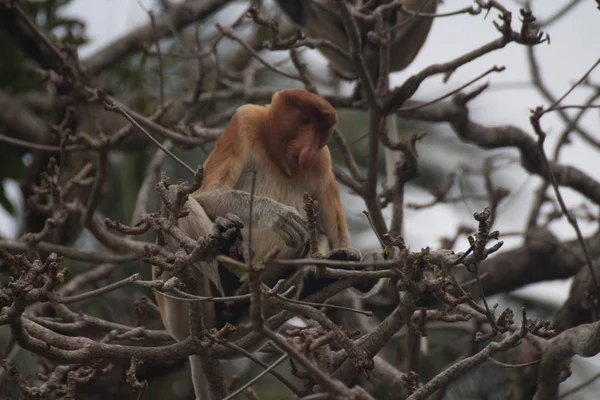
[[3, 0, 600, 394]]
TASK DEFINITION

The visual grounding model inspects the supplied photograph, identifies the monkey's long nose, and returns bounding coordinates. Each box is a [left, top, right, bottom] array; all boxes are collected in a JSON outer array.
[[298, 147, 318, 170]]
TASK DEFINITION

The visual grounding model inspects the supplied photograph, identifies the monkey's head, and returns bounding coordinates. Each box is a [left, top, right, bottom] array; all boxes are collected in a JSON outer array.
[[268, 89, 337, 176]]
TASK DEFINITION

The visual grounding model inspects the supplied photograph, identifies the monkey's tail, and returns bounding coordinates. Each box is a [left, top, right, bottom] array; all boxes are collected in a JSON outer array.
[[189, 355, 210, 400], [384, 115, 401, 189]]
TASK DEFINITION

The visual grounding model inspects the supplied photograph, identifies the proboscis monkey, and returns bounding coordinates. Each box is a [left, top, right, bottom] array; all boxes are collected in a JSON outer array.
[[274, 0, 439, 187], [152, 89, 360, 400]]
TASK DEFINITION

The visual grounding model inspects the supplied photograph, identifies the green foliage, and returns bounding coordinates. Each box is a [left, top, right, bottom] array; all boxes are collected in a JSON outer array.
[[99, 149, 153, 224], [22, 0, 87, 44], [0, 32, 44, 94], [0, 0, 87, 217], [0, 147, 27, 217]]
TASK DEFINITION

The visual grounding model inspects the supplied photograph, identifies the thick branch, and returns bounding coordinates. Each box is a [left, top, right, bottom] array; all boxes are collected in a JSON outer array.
[[459, 229, 600, 298], [82, 0, 228, 75], [401, 98, 600, 206], [534, 321, 600, 400]]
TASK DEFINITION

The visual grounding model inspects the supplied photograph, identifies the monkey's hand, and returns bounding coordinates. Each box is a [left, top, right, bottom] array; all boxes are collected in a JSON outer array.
[[325, 247, 362, 262], [268, 204, 309, 249], [213, 213, 244, 254], [196, 191, 308, 249]]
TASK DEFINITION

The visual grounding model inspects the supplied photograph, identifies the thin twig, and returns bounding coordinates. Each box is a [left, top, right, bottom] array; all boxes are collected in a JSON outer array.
[[222, 354, 289, 400], [104, 103, 196, 175]]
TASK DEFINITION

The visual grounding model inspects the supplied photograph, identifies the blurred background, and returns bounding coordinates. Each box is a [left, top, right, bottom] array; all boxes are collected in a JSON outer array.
[[1, 0, 599, 398]]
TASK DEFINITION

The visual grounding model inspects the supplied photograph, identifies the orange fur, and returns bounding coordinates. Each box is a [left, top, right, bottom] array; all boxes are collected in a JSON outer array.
[[155, 88, 351, 321]]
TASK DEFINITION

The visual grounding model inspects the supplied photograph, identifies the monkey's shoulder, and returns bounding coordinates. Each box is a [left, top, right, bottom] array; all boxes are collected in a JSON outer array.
[[210, 104, 267, 157], [233, 104, 268, 135]]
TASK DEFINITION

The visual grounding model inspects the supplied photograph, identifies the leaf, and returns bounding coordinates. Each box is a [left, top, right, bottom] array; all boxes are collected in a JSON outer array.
[[0, 182, 15, 216]]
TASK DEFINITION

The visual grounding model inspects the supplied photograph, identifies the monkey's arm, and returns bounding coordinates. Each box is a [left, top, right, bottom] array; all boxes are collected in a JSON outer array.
[[318, 171, 361, 261], [194, 189, 308, 249], [320, 171, 351, 248]]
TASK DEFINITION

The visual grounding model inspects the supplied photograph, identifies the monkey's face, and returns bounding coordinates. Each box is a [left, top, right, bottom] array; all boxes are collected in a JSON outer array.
[[271, 89, 337, 174]]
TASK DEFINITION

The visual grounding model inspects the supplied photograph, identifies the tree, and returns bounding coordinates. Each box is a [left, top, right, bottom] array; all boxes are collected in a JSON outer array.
[[0, 0, 599, 399]]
